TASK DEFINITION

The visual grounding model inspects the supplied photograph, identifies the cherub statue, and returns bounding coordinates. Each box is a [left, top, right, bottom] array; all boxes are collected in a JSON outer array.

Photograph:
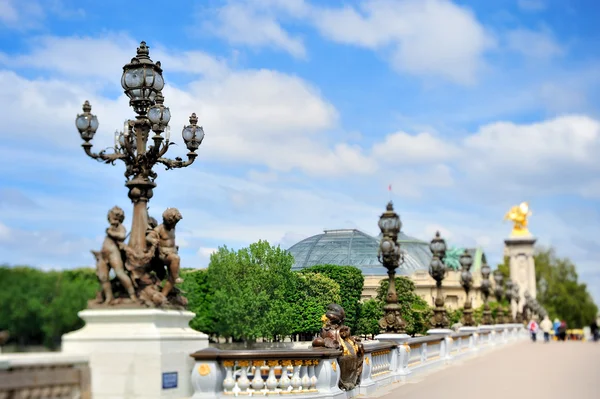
[[93, 206, 136, 304], [504, 202, 532, 236], [312, 304, 364, 391], [153, 208, 184, 297]]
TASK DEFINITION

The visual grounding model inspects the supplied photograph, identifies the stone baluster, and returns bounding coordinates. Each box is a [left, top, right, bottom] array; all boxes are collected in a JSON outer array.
[[308, 360, 318, 392], [421, 343, 428, 362], [251, 360, 265, 393], [279, 360, 292, 394], [222, 360, 236, 395], [291, 360, 303, 393], [301, 361, 311, 392], [266, 360, 279, 394], [237, 360, 251, 394]]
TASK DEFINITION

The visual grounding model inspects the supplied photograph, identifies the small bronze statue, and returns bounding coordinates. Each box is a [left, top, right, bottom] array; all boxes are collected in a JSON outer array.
[[312, 304, 364, 391], [154, 208, 183, 297], [90, 206, 187, 309], [92, 206, 136, 304]]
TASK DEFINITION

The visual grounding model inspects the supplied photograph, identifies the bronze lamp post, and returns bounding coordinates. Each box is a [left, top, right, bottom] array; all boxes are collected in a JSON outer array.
[[493, 270, 505, 324], [377, 202, 406, 333], [513, 282, 523, 323], [459, 249, 474, 326], [75, 41, 204, 307], [480, 260, 493, 325], [429, 231, 450, 329], [523, 291, 532, 322], [505, 279, 514, 323]]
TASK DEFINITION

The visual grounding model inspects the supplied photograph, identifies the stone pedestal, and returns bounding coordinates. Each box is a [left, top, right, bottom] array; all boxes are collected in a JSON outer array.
[[374, 334, 411, 382], [504, 236, 537, 317], [62, 309, 209, 399]]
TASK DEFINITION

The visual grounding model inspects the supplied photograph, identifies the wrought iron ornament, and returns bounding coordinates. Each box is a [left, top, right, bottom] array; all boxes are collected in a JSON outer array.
[[480, 258, 493, 325], [429, 231, 450, 329], [75, 42, 204, 308], [376, 202, 406, 333]]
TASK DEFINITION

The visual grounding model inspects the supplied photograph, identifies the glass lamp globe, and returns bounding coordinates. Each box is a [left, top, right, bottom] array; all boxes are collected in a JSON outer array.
[[181, 113, 205, 151], [378, 202, 401, 236], [121, 41, 165, 115], [147, 92, 171, 131], [481, 262, 491, 279], [459, 249, 473, 271], [429, 231, 447, 256], [75, 101, 99, 141]]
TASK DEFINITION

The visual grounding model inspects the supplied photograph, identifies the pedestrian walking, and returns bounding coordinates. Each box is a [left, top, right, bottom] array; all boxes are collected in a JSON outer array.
[[558, 320, 567, 341], [591, 318, 599, 342], [540, 315, 553, 343], [527, 318, 539, 342], [553, 318, 560, 340]]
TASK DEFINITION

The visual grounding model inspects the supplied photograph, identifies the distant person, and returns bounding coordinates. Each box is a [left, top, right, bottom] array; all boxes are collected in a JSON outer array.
[[558, 320, 567, 341], [553, 318, 561, 340], [591, 319, 599, 342], [540, 315, 553, 343], [527, 318, 539, 342]]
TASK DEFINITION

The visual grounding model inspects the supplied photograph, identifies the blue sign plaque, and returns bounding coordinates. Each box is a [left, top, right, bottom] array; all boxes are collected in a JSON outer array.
[[162, 372, 178, 389]]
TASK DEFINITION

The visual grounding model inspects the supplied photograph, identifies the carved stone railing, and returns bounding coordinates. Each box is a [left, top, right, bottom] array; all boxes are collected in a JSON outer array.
[[190, 347, 342, 398], [0, 353, 90, 399], [187, 324, 528, 398]]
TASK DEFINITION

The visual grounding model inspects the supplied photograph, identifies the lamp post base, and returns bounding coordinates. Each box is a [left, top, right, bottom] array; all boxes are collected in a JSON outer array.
[[62, 309, 208, 399]]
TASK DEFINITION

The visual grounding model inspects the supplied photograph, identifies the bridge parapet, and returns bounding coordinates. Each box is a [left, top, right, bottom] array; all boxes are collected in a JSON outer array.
[[0, 352, 91, 399], [189, 325, 526, 399]]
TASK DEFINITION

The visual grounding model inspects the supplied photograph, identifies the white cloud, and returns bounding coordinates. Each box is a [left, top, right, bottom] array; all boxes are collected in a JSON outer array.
[[0, 34, 380, 178], [312, 0, 493, 84], [372, 131, 459, 165], [204, 1, 307, 58], [463, 115, 599, 172], [0, 0, 84, 30], [506, 28, 564, 59]]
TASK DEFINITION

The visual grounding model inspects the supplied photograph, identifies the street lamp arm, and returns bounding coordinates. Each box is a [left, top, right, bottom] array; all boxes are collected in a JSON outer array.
[[82, 143, 126, 164], [157, 152, 197, 170]]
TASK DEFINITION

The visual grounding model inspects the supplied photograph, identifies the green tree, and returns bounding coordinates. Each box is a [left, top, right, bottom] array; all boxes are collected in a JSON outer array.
[[289, 272, 341, 338], [40, 268, 97, 348], [534, 248, 598, 327], [355, 298, 384, 338], [207, 241, 296, 343], [377, 277, 432, 336], [180, 269, 215, 336], [300, 265, 364, 330], [496, 256, 510, 279]]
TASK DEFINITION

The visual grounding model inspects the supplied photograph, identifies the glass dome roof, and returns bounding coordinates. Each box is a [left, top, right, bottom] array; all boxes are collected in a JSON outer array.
[[287, 229, 433, 276]]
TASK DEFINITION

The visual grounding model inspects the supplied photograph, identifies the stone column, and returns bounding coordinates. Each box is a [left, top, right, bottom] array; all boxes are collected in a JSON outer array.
[[504, 236, 537, 317]]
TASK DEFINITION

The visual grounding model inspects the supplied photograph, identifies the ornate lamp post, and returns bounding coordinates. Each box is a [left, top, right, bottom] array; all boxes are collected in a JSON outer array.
[[480, 260, 493, 325], [504, 279, 514, 323], [523, 291, 532, 322], [493, 270, 505, 324], [429, 231, 450, 329], [75, 41, 205, 307], [377, 202, 406, 333], [513, 282, 523, 323], [459, 249, 474, 326]]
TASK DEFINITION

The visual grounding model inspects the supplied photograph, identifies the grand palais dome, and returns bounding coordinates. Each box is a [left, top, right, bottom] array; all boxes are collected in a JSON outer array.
[[287, 229, 433, 276]]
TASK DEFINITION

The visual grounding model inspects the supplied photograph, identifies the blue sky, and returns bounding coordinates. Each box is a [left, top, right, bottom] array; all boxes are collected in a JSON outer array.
[[0, 0, 599, 303]]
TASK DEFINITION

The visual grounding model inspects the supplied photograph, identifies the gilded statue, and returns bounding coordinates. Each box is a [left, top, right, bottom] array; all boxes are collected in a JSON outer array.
[[504, 201, 532, 236], [90, 206, 187, 309], [312, 304, 364, 391]]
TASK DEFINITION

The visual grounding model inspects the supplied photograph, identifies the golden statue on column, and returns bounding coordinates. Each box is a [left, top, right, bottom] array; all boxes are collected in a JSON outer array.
[[504, 201, 532, 237]]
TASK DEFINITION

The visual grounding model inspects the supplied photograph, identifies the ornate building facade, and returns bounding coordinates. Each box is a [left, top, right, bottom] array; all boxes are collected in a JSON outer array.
[[287, 229, 486, 310]]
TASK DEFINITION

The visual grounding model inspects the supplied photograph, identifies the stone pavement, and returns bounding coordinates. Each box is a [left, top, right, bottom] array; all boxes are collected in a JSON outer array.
[[369, 340, 600, 399]]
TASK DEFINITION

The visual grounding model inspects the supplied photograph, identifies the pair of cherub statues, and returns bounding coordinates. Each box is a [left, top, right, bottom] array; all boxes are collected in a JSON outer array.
[[92, 206, 184, 307], [312, 304, 365, 391]]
